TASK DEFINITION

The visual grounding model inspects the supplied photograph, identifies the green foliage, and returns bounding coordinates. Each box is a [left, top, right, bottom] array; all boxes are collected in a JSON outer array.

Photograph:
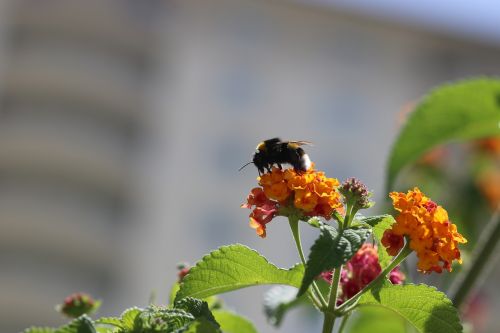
[[174, 298, 219, 329], [170, 283, 181, 306], [359, 214, 393, 229], [181, 319, 221, 333], [95, 317, 124, 329], [24, 328, 56, 333], [360, 214, 396, 268], [40, 315, 96, 333], [169, 284, 221, 311], [358, 283, 462, 333], [298, 225, 371, 296], [346, 307, 406, 333], [137, 307, 195, 332], [263, 286, 307, 327], [95, 327, 114, 333], [121, 307, 142, 331], [387, 78, 500, 190], [212, 310, 258, 333], [175, 244, 304, 301], [59, 316, 95, 333], [95, 304, 222, 333]]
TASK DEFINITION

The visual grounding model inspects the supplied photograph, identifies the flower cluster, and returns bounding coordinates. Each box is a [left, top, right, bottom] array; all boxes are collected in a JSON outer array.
[[242, 166, 342, 237], [241, 187, 279, 237], [57, 292, 99, 318], [320, 244, 404, 304], [382, 188, 467, 273]]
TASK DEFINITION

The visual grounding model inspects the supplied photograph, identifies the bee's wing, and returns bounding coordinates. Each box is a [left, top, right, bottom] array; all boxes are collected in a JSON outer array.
[[288, 140, 313, 146]]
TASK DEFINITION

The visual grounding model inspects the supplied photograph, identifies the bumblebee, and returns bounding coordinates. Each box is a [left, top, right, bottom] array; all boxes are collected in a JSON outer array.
[[240, 138, 312, 174]]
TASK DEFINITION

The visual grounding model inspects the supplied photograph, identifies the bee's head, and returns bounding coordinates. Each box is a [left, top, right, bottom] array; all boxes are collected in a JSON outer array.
[[252, 150, 266, 174]]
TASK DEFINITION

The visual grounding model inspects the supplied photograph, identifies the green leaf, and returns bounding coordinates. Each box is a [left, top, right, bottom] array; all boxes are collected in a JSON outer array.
[[298, 225, 371, 296], [138, 307, 195, 332], [94, 317, 123, 329], [95, 328, 114, 333], [170, 283, 221, 311], [55, 315, 96, 333], [170, 283, 181, 306], [263, 286, 306, 327], [212, 310, 258, 333], [359, 215, 393, 228], [358, 283, 463, 333], [347, 307, 406, 333], [23, 328, 56, 333], [23, 316, 96, 333], [387, 78, 500, 190], [120, 307, 142, 331], [175, 244, 304, 301], [181, 319, 221, 333], [174, 298, 219, 328], [362, 215, 395, 268]]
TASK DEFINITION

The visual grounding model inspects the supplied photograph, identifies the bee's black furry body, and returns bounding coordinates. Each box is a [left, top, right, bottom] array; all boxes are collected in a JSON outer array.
[[252, 138, 312, 174]]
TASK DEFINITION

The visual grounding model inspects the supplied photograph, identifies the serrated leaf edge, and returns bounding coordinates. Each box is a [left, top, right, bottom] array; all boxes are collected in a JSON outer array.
[[176, 244, 303, 301]]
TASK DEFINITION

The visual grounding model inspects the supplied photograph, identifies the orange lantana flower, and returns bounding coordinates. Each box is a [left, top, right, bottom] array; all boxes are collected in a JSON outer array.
[[266, 167, 342, 218], [242, 166, 343, 237], [381, 187, 467, 274]]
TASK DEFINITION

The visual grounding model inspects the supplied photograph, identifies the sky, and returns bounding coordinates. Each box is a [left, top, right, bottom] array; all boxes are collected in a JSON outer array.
[[298, 0, 500, 45]]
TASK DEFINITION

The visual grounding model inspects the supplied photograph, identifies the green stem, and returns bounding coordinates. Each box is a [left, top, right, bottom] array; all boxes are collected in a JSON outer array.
[[338, 312, 351, 333], [288, 217, 328, 308], [322, 266, 342, 333], [343, 199, 355, 228], [336, 240, 412, 314], [308, 290, 323, 310], [450, 207, 500, 309], [322, 312, 336, 333]]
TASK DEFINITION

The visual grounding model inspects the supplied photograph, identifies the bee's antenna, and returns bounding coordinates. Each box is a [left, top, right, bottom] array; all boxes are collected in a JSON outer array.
[[238, 161, 254, 171]]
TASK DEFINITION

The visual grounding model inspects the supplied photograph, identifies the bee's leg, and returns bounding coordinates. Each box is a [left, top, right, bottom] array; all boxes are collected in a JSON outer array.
[[277, 163, 282, 170]]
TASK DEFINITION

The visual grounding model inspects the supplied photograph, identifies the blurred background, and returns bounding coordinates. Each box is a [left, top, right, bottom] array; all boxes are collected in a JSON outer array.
[[0, 0, 499, 332]]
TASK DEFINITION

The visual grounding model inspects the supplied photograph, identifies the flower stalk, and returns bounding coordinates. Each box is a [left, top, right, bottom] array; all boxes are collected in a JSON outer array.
[[322, 266, 342, 333], [450, 206, 500, 309], [288, 216, 328, 308], [338, 312, 351, 333]]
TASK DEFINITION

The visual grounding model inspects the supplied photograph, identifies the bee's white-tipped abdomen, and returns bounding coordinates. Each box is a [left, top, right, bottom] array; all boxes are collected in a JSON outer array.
[[301, 154, 312, 170]]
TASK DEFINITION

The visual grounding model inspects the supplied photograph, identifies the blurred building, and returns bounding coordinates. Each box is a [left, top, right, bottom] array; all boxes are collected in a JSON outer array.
[[0, 0, 165, 331], [0, 1, 500, 333]]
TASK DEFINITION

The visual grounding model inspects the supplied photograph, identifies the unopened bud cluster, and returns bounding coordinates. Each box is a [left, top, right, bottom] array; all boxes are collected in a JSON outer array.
[[339, 177, 373, 210], [57, 292, 99, 318]]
